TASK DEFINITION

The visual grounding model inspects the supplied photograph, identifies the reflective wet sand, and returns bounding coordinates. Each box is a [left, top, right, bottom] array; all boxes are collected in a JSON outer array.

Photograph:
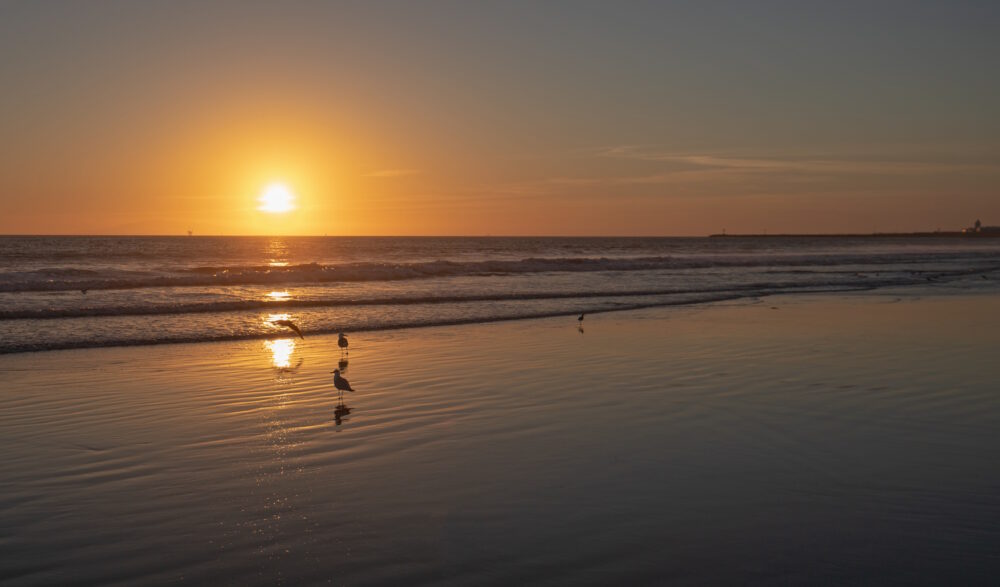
[[2, 293, 999, 585]]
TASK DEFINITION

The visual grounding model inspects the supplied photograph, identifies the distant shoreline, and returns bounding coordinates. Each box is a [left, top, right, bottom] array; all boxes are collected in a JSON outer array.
[[708, 231, 1000, 238]]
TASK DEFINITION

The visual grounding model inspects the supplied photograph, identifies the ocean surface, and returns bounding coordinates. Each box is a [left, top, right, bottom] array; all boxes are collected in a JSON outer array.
[[2, 235, 1000, 354]]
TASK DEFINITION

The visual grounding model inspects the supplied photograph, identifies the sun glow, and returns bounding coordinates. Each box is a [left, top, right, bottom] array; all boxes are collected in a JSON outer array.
[[257, 183, 296, 213]]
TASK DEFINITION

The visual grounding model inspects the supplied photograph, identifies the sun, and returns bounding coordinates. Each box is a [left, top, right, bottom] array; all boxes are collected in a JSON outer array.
[[258, 182, 296, 213]]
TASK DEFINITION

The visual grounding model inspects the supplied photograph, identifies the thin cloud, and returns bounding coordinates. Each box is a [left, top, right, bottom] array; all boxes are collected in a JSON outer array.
[[597, 146, 1000, 176]]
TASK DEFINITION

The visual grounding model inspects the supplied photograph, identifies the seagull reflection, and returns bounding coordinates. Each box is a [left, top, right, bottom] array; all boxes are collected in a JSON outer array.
[[338, 358, 349, 373], [577, 325, 584, 334], [334, 403, 352, 426], [278, 358, 304, 375]]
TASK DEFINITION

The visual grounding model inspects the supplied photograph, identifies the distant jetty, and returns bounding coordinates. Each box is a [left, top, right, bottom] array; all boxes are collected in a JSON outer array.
[[710, 219, 1000, 238], [709, 231, 1000, 238]]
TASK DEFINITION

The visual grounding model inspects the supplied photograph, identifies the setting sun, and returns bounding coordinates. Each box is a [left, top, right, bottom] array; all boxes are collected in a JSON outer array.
[[257, 183, 296, 213]]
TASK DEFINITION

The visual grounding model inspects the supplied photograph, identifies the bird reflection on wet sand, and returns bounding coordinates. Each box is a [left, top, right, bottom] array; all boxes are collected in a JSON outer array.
[[278, 358, 304, 374], [334, 403, 352, 426]]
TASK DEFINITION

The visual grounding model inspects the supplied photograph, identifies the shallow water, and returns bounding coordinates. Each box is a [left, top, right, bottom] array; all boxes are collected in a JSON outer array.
[[1, 294, 998, 585]]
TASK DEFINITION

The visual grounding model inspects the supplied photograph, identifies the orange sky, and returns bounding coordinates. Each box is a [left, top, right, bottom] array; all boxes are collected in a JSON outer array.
[[1, 2, 999, 236]]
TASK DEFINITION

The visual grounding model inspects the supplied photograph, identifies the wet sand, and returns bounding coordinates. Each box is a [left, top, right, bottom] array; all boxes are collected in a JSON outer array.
[[2, 293, 999, 585]]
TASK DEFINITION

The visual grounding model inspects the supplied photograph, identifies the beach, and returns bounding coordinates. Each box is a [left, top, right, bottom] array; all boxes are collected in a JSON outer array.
[[2, 291, 999, 585]]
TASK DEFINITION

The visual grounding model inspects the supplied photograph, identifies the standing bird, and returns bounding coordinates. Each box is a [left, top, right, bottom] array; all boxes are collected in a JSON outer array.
[[338, 332, 349, 355], [577, 313, 585, 323], [275, 319, 304, 339], [331, 368, 355, 404]]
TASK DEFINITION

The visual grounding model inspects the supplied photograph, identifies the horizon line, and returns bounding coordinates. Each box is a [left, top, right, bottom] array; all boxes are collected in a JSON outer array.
[[0, 230, 973, 239]]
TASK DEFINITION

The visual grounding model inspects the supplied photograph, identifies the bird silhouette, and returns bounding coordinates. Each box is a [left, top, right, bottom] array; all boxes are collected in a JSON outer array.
[[80, 289, 88, 295], [331, 368, 355, 404], [338, 332, 349, 354], [577, 313, 585, 323], [274, 319, 304, 339], [334, 404, 351, 425]]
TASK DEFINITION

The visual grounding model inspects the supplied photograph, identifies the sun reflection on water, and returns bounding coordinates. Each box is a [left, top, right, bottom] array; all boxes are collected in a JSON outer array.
[[265, 338, 296, 369], [265, 238, 289, 268], [267, 291, 291, 301]]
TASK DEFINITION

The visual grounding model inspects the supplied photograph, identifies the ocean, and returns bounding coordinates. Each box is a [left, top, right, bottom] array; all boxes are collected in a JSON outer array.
[[2, 235, 999, 354]]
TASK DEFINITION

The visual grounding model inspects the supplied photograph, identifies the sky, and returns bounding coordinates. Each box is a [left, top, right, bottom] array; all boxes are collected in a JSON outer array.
[[1, 0, 999, 236]]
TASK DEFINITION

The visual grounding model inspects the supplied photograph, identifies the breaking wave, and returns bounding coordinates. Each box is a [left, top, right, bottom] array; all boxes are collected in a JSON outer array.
[[3, 251, 998, 292]]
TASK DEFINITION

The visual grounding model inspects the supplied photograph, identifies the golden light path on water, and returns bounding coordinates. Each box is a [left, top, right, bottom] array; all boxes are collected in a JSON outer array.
[[265, 338, 296, 369], [267, 291, 291, 301]]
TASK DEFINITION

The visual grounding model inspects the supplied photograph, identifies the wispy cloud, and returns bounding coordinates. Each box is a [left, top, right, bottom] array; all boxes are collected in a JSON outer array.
[[595, 146, 1000, 176], [474, 145, 1000, 200], [363, 168, 422, 178]]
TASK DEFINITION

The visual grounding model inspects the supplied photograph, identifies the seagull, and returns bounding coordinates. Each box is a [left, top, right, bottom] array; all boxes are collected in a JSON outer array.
[[577, 313, 585, 323], [338, 332, 349, 354], [274, 319, 304, 339], [80, 289, 88, 295], [330, 368, 355, 404]]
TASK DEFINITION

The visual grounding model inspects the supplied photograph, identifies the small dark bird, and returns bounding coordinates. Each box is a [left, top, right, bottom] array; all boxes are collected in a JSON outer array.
[[338, 332, 349, 354], [331, 368, 355, 403], [332, 368, 354, 391], [578, 313, 585, 322], [982, 275, 988, 280], [80, 289, 88, 295], [275, 319, 304, 339]]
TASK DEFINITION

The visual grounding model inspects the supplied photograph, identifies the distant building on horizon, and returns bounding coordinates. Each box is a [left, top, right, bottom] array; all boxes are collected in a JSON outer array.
[[963, 219, 1000, 234]]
